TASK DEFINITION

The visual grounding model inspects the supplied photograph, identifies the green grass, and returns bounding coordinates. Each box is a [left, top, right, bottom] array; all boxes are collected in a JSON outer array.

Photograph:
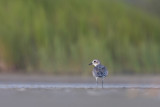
[[0, 0, 160, 75]]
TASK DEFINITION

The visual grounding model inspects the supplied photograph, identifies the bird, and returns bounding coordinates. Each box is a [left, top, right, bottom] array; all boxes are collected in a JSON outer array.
[[89, 59, 108, 88]]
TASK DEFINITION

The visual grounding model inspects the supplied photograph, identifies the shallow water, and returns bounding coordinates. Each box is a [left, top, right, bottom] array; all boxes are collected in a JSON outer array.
[[0, 83, 160, 89], [0, 83, 160, 107], [1, 75, 160, 107]]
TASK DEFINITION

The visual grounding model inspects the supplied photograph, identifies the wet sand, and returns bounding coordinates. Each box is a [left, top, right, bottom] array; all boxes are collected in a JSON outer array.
[[0, 74, 160, 107]]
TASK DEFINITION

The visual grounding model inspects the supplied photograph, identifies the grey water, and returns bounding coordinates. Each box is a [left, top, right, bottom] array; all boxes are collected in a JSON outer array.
[[1, 75, 160, 107], [0, 83, 160, 107], [0, 83, 160, 89]]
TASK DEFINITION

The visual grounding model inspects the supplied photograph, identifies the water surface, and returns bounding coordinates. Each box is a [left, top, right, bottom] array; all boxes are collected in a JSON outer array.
[[0, 83, 160, 89]]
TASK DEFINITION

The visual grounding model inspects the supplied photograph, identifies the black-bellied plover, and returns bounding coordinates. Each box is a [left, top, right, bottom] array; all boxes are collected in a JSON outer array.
[[89, 59, 108, 88]]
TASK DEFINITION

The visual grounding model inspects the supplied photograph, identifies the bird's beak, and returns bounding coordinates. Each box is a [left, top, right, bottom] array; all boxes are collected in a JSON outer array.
[[89, 62, 92, 65]]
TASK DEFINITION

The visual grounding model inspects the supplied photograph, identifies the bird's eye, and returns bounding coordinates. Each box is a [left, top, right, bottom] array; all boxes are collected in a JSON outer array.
[[94, 60, 96, 63]]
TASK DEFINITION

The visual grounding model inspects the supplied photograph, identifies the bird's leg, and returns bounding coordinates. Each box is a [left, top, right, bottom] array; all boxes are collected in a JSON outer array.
[[96, 77, 98, 87], [102, 78, 104, 88]]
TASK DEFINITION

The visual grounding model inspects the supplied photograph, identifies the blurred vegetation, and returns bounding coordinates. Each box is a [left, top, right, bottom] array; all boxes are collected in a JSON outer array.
[[144, 0, 160, 17], [0, 0, 160, 75], [124, 0, 160, 17]]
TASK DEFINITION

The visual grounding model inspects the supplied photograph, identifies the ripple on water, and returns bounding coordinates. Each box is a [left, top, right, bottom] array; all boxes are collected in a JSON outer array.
[[0, 83, 160, 89]]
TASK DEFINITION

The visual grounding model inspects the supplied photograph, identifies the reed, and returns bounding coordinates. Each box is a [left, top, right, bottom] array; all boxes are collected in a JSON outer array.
[[0, 0, 160, 74]]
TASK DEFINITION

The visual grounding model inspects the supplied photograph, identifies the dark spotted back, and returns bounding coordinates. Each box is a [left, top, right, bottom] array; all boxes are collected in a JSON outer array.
[[93, 65, 108, 77]]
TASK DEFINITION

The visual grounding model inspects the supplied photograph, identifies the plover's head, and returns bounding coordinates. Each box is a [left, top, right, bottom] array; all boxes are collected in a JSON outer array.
[[89, 59, 101, 66]]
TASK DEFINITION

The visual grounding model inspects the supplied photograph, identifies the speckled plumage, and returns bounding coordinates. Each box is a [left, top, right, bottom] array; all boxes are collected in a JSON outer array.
[[92, 64, 108, 78], [89, 59, 108, 88]]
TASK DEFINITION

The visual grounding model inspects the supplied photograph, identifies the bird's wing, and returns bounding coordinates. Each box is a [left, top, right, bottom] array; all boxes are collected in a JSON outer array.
[[93, 65, 108, 77]]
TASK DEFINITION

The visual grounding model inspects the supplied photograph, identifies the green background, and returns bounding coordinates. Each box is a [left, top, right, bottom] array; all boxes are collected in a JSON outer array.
[[0, 0, 160, 75]]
